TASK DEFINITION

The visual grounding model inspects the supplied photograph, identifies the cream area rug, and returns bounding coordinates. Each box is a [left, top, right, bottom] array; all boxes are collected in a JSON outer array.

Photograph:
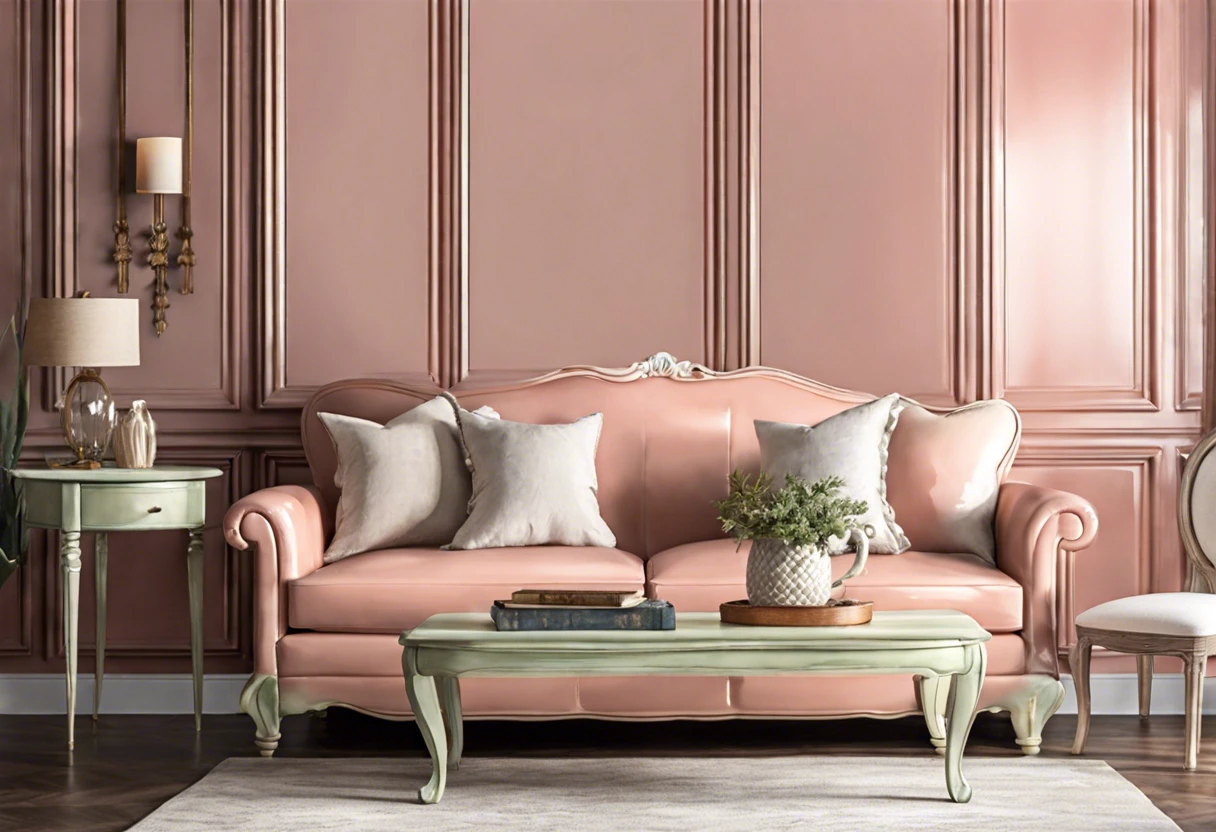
[[129, 756, 1180, 831]]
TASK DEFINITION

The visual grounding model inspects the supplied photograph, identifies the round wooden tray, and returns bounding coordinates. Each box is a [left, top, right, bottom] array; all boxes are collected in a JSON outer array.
[[719, 600, 873, 626]]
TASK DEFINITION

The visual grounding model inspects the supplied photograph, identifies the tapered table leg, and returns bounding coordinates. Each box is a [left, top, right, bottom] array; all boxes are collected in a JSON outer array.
[[917, 674, 948, 755], [187, 529, 205, 732], [1184, 651, 1207, 771], [944, 643, 986, 804], [440, 676, 463, 769], [1070, 636, 1094, 755], [93, 533, 108, 721], [404, 648, 447, 804], [1136, 654, 1153, 719], [60, 484, 82, 751]]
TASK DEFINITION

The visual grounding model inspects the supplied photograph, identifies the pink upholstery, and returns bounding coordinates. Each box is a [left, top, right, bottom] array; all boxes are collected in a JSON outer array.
[[996, 481, 1099, 675], [225, 485, 330, 677], [647, 539, 1024, 633], [886, 400, 1020, 553], [223, 365, 1099, 723], [289, 546, 644, 632], [276, 634, 1025, 718], [302, 374, 878, 557]]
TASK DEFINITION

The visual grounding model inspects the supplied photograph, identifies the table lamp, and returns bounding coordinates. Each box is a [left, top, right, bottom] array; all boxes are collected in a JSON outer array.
[[23, 296, 141, 468]]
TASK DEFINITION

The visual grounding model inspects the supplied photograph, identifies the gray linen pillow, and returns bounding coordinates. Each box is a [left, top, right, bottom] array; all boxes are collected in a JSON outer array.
[[755, 393, 909, 554], [320, 397, 498, 562], [447, 410, 616, 550]]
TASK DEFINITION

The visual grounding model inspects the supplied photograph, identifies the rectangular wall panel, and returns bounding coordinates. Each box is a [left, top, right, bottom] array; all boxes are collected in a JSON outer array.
[[464, 0, 707, 378], [0, 0, 23, 325], [758, 0, 958, 403], [74, 0, 236, 409], [999, 0, 1148, 409], [1012, 449, 1157, 650], [278, 0, 432, 397], [0, 0, 1206, 687]]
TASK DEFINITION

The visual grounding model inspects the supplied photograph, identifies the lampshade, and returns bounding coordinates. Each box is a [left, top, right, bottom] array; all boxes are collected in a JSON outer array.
[[135, 137, 182, 194], [23, 298, 141, 368]]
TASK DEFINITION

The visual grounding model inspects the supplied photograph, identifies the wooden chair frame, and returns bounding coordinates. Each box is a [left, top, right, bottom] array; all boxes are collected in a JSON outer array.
[[1071, 428, 1216, 770]]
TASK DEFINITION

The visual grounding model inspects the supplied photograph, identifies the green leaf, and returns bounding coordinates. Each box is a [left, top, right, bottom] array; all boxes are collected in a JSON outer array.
[[714, 468, 868, 550]]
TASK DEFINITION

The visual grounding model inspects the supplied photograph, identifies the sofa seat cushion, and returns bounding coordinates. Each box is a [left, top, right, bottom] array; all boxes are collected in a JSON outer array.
[[647, 539, 1023, 633], [289, 546, 645, 633]]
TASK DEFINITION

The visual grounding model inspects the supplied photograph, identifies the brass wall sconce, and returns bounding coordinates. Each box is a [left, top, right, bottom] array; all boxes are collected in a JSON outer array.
[[135, 137, 182, 337], [113, 0, 197, 328]]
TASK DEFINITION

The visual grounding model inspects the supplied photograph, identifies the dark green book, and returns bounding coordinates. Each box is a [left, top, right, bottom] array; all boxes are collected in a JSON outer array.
[[490, 599, 675, 631]]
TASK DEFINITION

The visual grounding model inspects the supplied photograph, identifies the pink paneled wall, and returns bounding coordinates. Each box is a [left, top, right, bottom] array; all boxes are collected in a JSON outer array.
[[0, 0, 1208, 677]]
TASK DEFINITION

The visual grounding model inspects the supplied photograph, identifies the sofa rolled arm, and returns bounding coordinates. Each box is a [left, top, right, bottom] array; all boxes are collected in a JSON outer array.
[[224, 485, 329, 676], [996, 481, 1099, 676]]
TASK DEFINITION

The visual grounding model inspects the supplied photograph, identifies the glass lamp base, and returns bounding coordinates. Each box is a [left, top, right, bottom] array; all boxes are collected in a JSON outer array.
[[59, 370, 116, 464]]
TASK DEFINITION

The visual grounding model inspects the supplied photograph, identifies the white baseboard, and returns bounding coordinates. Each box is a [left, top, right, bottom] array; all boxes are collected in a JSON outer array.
[[1, 672, 1213, 716], [1057, 673, 1216, 716], [0, 673, 248, 715]]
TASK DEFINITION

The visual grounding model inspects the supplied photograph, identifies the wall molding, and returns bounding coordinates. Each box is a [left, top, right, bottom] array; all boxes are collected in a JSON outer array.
[[746, 0, 976, 408], [1013, 441, 1161, 651], [258, 0, 439, 405], [45, 0, 240, 412], [991, 0, 1157, 413]]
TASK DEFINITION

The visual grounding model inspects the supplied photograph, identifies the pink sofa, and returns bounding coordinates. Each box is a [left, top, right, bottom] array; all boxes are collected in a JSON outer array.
[[224, 357, 1098, 757]]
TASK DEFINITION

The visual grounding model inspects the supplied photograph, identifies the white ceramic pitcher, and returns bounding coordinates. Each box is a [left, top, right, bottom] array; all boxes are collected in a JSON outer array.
[[745, 527, 871, 607]]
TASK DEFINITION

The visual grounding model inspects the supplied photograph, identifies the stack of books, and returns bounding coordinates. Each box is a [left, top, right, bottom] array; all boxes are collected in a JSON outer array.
[[491, 589, 675, 631]]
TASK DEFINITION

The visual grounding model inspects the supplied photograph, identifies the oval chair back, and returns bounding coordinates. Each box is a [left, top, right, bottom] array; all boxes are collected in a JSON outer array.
[[1179, 428, 1216, 593]]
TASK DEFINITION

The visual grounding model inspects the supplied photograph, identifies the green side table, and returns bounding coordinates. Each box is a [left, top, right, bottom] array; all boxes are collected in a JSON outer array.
[[13, 465, 223, 749]]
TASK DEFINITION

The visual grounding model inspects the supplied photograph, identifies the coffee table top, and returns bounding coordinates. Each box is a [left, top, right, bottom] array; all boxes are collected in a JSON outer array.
[[401, 610, 990, 650]]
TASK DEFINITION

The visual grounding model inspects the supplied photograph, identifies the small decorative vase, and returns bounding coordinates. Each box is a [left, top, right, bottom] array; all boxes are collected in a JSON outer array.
[[114, 400, 157, 469], [746, 528, 870, 607]]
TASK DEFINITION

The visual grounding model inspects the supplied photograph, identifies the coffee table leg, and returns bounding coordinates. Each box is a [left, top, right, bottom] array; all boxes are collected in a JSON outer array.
[[944, 643, 986, 804], [439, 677, 463, 770], [403, 648, 448, 804]]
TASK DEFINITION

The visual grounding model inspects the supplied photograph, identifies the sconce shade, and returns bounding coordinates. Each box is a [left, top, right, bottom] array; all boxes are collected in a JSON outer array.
[[135, 137, 183, 194], [23, 298, 141, 368]]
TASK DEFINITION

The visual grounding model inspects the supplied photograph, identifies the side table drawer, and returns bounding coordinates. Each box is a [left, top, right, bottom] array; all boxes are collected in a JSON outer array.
[[79, 483, 204, 530]]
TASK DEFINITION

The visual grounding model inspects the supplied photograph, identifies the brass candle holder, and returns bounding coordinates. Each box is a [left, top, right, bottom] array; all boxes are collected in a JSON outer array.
[[135, 137, 182, 336], [150, 193, 170, 336]]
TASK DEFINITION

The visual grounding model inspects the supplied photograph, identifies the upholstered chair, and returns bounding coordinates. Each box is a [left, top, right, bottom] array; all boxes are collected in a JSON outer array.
[[1071, 428, 1216, 770]]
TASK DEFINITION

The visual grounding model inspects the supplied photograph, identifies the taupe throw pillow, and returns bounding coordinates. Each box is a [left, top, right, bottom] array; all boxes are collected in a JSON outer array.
[[447, 410, 616, 550], [755, 393, 909, 554], [320, 397, 498, 562]]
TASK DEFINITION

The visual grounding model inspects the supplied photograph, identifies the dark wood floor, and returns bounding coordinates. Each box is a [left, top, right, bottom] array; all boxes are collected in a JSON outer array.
[[0, 710, 1214, 830]]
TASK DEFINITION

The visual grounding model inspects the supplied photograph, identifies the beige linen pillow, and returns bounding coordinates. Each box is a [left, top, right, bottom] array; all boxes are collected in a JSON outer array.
[[320, 397, 498, 562], [447, 410, 616, 550], [886, 398, 1021, 564], [755, 393, 909, 554]]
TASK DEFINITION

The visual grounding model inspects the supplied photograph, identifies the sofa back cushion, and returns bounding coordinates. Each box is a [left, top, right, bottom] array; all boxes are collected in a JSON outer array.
[[886, 400, 1021, 563], [302, 365, 1021, 559]]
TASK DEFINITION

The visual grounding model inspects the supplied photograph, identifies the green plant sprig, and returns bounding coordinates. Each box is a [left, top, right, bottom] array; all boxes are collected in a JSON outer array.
[[715, 470, 867, 550]]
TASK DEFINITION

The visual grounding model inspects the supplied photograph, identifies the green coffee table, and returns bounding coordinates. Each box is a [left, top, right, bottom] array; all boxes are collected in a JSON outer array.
[[400, 609, 990, 804]]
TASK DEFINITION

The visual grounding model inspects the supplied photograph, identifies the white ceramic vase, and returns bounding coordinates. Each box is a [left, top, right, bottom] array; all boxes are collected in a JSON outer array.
[[745, 528, 870, 606], [114, 399, 157, 469]]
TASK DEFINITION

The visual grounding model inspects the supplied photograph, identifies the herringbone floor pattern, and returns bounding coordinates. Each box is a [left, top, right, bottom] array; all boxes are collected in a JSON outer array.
[[0, 712, 1213, 830]]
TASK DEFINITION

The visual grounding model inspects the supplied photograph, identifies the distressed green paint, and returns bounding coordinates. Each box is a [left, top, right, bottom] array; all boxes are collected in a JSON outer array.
[[13, 466, 223, 748], [401, 611, 991, 805], [240, 673, 282, 757]]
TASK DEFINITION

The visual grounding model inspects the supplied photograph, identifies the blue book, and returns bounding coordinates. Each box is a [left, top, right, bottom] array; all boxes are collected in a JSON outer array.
[[491, 599, 675, 631]]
